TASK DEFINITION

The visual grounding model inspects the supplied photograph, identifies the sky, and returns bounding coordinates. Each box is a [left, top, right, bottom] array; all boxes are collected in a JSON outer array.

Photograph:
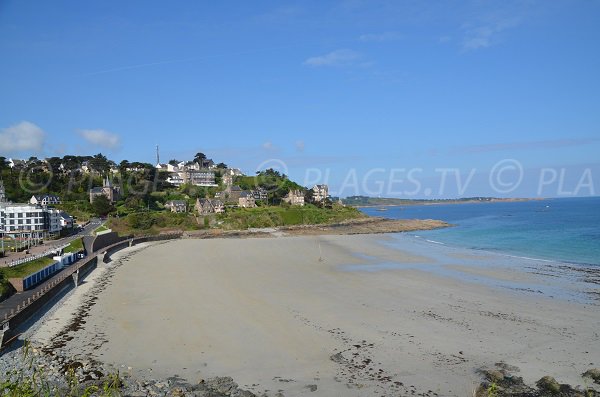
[[1, 0, 599, 198]]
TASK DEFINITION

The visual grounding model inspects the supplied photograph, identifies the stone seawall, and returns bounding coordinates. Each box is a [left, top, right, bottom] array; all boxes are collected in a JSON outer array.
[[0, 256, 98, 346], [1, 233, 181, 348]]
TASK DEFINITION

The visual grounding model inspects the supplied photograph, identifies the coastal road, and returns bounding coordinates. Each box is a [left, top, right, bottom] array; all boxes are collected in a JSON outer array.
[[1, 219, 102, 266]]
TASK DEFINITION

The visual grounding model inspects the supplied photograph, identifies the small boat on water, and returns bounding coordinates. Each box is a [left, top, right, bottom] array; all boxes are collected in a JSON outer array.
[[376, 207, 388, 211]]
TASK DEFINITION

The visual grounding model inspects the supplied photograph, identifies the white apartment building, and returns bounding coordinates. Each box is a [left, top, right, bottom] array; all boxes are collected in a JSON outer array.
[[0, 203, 61, 239]]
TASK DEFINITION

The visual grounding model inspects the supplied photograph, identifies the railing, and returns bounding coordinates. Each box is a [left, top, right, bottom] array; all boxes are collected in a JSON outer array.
[[6, 242, 71, 268], [1, 254, 96, 329], [0, 232, 181, 335]]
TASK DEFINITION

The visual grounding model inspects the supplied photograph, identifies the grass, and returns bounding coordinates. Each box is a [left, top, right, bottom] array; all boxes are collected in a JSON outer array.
[[63, 238, 83, 253], [94, 225, 109, 235], [107, 211, 200, 236], [0, 342, 122, 396], [0, 257, 55, 279], [0, 257, 56, 300], [220, 204, 366, 230]]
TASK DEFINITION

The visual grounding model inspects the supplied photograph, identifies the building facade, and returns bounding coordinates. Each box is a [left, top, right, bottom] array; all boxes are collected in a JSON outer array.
[[30, 194, 61, 206], [0, 203, 61, 239], [283, 190, 305, 206], [184, 170, 217, 186], [165, 200, 187, 213], [311, 185, 329, 202], [195, 198, 225, 215], [89, 176, 121, 203]]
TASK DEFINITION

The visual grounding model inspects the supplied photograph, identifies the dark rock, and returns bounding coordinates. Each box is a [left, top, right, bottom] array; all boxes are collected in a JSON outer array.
[[583, 368, 600, 384], [536, 376, 561, 395]]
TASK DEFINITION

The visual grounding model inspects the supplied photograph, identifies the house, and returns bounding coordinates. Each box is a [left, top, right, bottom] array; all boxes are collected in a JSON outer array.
[[89, 176, 121, 203], [283, 189, 305, 206], [222, 174, 233, 186], [165, 200, 187, 213], [251, 188, 268, 201], [81, 161, 91, 173], [227, 185, 244, 202], [184, 170, 217, 186], [7, 158, 26, 169], [311, 184, 329, 203], [195, 198, 225, 215], [155, 163, 169, 172], [166, 173, 185, 186], [58, 211, 74, 228], [30, 194, 61, 206], [238, 191, 256, 208]]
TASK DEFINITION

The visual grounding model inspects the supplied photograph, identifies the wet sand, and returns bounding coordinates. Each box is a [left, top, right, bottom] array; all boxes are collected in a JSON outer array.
[[30, 235, 600, 396]]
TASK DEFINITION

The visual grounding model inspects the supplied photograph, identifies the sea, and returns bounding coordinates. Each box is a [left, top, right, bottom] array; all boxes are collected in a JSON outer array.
[[360, 197, 600, 267]]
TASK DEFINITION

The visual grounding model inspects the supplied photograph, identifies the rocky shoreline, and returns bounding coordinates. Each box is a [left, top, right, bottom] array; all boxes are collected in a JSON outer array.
[[0, 345, 258, 397], [2, 345, 598, 396], [181, 217, 451, 239]]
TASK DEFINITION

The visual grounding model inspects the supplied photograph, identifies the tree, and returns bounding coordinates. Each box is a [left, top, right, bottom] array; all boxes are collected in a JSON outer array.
[[91, 195, 113, 216], [216, 162, 227, 169], [0, 157, 8, 172], [119, 160, 130, 174], [89, 153, 110, 173], [168, 159, 180, 166], [194, 152, 207, 164], [46, 157, 62, 175]]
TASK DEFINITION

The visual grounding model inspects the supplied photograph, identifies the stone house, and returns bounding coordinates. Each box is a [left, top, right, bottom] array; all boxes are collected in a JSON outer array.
[[238, 191, 256, 208], [311, 185, 329, 203], [283, 190, 305, 206], [195, 198, 225, 215], [165, 200, 187, 213]]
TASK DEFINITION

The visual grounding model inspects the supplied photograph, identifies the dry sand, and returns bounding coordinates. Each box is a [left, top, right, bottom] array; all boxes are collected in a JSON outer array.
[[31, 235, 600, 396]]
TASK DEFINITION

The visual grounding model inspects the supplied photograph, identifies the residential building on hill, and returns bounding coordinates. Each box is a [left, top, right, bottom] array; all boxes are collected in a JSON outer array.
[[184, 170, 217, 187], [165, 200, 187, 213], [30, 194, 61, 206], [166, 173, 185, 187], [238, 191, 256, 208], [196, 198, 225, 215], [283, 190, 305, 206], [251, 188, 268, 202], [311, 185, 329, 202]]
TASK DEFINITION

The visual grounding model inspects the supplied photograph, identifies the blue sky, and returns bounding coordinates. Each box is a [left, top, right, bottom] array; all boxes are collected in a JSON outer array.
[[1, 1, 599, 198]]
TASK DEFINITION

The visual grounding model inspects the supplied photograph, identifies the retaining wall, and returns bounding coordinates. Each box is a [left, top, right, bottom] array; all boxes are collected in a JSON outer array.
[[0, 256, 97, 346], [1, 233, 181, 348]]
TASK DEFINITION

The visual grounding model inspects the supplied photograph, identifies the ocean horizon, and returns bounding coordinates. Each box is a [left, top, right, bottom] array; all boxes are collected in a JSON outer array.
[[360, 196, 600, 267]]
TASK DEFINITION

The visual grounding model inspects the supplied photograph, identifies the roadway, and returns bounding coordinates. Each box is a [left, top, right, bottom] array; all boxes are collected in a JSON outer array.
[[1, 219, 103, 267]]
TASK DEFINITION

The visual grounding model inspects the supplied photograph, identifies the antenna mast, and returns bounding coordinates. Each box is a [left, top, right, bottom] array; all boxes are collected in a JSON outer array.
[[156, 145, 160, 165]]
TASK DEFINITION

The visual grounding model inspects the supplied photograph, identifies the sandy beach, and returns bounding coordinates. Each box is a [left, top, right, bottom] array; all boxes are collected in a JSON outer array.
[[28, 234, 600, 396]]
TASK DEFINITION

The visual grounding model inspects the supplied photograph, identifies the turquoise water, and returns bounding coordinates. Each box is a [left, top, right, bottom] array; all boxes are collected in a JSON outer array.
[[360, 197, 600, 266]]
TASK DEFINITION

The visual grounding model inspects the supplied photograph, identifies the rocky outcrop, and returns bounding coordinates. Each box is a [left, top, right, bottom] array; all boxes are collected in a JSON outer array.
[[475, 363, 599, 397]]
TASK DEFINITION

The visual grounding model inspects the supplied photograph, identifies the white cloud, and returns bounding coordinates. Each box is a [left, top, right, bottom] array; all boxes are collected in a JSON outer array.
[[0, 121, 46, 154], [462, 17, 520, 51], [262, 141, 276, 151], [295, 140, 305, 152], [304, 49, 362, 67], [359, 32, 403, 42], [78, 129, 121, 149]]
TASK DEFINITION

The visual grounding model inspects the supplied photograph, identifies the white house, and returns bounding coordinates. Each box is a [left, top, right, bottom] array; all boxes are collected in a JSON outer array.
[[30, 194, 61, 206], [311, 185, 329, 202]]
